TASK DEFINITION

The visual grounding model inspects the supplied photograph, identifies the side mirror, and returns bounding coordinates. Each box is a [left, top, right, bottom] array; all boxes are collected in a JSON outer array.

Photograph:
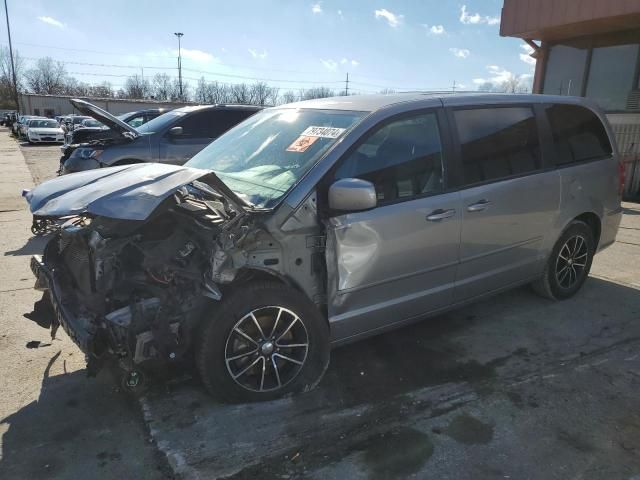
[[329, 178, 377, 212], [169, 126, 183, 137]]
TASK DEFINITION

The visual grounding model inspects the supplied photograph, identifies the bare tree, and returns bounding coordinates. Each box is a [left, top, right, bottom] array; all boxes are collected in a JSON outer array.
[[477, 75, 531, 94], [88, 82, 114, 98], [300, 87, 334, 100], [230, 83, 252, 104], [280, 90, 298, 105], [123, 74, 151, 99], [24, 57, 67, 95], [0, 47, 24, 108], [194, 76, 208, 103], [250, 81, 279, 106], [152, 73, 172, 100], [210, 81, 231, 104]]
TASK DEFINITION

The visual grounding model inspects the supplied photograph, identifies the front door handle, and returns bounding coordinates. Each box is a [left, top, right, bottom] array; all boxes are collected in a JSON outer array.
[[467, 199, 491, 212], [426, 209, 456, 221]]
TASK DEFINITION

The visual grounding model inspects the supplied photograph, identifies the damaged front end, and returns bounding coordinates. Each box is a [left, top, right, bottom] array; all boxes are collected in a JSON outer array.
[[28, 168, 254, 378]]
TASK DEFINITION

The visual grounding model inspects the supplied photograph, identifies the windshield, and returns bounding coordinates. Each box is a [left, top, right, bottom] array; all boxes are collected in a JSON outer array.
[[185, 108, 365, 208], [136, 110, 185, 134], [29, 119, 59, 128]]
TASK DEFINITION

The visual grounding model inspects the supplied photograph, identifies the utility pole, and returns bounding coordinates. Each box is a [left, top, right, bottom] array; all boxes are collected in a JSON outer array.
[[3, 0, 19, 113], [452, 80, 456, 93], [174, 32, 184, 100], [345, 72, 349, 96]]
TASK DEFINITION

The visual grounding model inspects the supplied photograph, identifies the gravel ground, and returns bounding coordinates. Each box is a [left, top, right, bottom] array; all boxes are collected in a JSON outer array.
[[4, 132, 640, 480]]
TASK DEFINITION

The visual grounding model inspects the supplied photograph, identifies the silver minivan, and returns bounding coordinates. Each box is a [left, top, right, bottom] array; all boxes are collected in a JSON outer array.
[[26, 93, 623, 402]]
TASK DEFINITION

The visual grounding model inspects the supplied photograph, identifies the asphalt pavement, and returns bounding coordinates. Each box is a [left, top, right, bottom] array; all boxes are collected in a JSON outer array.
[[2, 129, 640, 480]]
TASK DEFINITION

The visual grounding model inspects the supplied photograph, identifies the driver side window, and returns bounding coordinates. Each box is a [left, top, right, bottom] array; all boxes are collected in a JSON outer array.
[[333, 112, 444, 204]]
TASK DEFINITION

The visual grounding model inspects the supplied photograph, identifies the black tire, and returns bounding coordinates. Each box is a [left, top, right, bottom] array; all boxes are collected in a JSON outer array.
[[532, 220, 595, 300], [196, 282, 330, 402]]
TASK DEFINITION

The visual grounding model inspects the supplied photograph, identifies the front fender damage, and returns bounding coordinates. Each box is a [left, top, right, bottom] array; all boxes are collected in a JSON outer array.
[[26, 176, 267, 380]]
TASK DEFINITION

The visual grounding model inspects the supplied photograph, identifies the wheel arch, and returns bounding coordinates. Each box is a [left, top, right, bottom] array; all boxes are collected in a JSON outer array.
[[572, 212, 602, 250]]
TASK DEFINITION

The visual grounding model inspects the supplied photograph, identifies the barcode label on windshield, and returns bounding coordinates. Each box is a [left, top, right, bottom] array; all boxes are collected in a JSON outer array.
[[300, 126, 346, 138]]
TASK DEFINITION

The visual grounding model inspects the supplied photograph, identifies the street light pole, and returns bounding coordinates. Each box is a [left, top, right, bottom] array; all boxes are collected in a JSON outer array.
[[3, 0, 19, 113], [174, 32, 184, 100]]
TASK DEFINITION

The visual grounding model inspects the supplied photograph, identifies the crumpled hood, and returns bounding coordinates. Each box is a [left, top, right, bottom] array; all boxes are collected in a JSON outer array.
[[25, 163, 213, 221]]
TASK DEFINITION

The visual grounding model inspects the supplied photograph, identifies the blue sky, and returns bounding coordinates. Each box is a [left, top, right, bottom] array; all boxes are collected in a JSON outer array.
[[4, 0, 535, 94]]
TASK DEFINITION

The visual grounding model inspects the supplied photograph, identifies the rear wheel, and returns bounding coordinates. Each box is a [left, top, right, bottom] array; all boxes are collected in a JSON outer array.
[[532, 220, 595, 300], [196, 282, 330, 402]]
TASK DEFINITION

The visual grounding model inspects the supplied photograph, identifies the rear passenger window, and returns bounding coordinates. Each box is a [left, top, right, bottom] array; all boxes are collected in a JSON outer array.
[[455, 107, 541, 185], [334, 112, 444, 203], [545, 104, 612, 165], [177, 110, 255, 139]]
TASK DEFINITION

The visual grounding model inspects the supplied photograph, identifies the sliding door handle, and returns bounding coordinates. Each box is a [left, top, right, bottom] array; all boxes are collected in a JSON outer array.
[[467, 199, 491, 212], [426, 209, 456, 221]]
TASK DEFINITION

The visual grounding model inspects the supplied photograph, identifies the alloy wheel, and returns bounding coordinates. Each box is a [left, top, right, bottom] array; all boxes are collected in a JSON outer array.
[[224, 306, 309, 393], [555, 235, 588, 289]]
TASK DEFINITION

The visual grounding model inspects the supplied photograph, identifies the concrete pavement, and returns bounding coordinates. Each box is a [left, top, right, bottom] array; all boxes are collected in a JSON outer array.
[[0, 130, 171, 480], [5, 131, 640, 479]]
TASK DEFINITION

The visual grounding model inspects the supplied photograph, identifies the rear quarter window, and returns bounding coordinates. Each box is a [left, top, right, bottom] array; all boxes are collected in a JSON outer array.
[[454, 107, 541, 186], [545, 104, 612, 165]]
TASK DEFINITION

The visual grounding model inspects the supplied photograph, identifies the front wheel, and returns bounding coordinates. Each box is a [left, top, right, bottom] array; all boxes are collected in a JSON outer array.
[[532, 220, 595, 300], [196, 282, 330, 402]]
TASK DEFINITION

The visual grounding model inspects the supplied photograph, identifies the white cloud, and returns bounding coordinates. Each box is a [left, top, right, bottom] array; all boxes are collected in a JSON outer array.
[[422, 24, 446, 35], [460, 5, 500, 26], [312, 2, 322, 14], [179, 48, 215, 63], [248, 49, 268, 59], [450, 48, 470, 59], [519, 43, 536, 65], [321, 59, 338, 71], [473, 65, 517, 85], [338, 9, 343, 18], [374, 8, 404, 28], [37, 16, 65, 29], [323, 58, 358, 70], [148, 49, 218, 64]]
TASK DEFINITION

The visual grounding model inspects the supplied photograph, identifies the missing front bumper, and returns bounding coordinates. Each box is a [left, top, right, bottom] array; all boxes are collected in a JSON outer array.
[[30, 254, 97, 353]]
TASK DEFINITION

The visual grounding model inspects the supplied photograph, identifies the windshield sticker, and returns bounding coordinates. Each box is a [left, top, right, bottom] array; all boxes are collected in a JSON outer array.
[[286, 135, 319, 153], [300, 126, 346, 138]]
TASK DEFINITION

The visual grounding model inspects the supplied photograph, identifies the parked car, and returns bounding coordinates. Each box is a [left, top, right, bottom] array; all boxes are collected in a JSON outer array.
[[24, 94, 622, 402], [25, 118, 65, 144], [60, 115, 92, 134], [0, 110, 14, 126], [60, 108, 167, 165], [14, 115, 43, 138], [60, 99, 261, 174]]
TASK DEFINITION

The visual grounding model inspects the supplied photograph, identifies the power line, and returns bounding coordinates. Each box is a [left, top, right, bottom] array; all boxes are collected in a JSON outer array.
[[21, 55, 176, 70], [8, 41, 346, 77]]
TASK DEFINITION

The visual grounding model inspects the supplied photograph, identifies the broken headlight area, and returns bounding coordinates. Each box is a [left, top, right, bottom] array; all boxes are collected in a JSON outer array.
[[29, 182, 246, 375]]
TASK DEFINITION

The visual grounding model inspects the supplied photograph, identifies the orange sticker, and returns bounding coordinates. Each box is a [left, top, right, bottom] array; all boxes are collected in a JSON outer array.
[[286, 135, 318, 153]]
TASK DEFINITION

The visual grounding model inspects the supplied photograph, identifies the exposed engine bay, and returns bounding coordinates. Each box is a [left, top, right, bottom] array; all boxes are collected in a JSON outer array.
[[33, 180, 260, 376]]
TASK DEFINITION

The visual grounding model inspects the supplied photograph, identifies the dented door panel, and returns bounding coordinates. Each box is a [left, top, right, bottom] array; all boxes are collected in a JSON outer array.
[[326, 191, 462, 343]]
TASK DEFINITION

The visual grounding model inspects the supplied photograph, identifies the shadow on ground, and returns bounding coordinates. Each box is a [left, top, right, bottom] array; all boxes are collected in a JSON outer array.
[[0, 353, 170, 480], [4, 235, 50, 257], [139, 276, 640, 479]]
